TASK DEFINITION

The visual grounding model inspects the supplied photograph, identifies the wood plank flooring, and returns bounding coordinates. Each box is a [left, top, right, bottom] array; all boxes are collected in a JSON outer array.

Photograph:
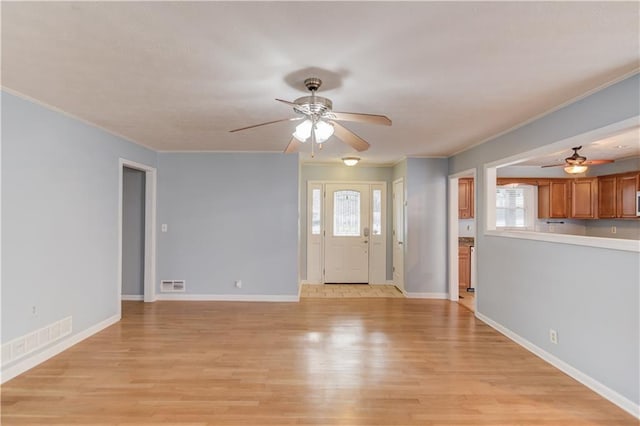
[[1, 300, 635, 425]]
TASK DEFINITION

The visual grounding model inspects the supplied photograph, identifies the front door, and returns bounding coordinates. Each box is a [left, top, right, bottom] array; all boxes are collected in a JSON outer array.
[[324, 184, 370, 283]]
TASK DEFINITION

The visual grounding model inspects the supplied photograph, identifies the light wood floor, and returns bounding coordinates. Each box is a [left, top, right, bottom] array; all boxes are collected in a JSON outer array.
[[2, 300, 635, 425], [301, 284, 404, 298], [458, 287, 475, 312]]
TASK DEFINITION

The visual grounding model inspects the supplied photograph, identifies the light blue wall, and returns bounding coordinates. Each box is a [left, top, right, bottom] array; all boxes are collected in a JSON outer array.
[[449, 74, 640, 405], [157, 153, 299, 296], [404, 158, 449, 294], [299, 164, 394, 281], [122, 167, 145, 296], [1, 92, 157, 350]]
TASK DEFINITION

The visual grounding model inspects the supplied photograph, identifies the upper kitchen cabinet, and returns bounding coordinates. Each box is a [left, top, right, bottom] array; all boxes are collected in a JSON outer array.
[[458, 178, 474, 219], [598, 175, 617, 218], [570, 178, 598, 219], [538, 180, 570, 218], [598, 172, 639, 219], [617, 172, 640, 218]]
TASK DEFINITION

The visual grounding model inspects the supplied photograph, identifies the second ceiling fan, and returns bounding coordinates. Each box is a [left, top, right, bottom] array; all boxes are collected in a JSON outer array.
[[230, 77, 391, 157]]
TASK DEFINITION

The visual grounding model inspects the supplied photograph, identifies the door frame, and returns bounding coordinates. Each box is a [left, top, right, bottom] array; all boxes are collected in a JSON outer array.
[[448, 168, 476, 304], [117, 158, 157, 315], [306, 180, 387, 285], [392, 177, 405, 293]]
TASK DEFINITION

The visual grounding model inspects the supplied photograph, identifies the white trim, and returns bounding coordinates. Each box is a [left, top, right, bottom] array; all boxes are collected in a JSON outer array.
[[1, 314, 119, 384], [155, 294, 300, 302], [121, 295, 144, 301], [118, 158, 158, 311], [404, 292, 448, 299], [475, 311, 640, 419], [485, 229, 640, 252]]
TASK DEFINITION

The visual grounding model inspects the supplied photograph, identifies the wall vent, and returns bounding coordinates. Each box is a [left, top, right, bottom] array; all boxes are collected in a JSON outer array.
[[1, 316, 72, 367], [160, 280, 186, 293]]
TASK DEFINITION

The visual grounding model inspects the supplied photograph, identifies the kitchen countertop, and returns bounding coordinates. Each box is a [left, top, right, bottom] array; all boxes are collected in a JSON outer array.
[[459, 237, 475, 246]]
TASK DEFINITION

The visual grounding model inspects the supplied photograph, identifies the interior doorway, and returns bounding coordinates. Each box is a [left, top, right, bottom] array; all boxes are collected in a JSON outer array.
[[122, 167, 146, 300], [392, 178, 405, 293], [448, 170, 477, 312], [118, 159, 157, 317]]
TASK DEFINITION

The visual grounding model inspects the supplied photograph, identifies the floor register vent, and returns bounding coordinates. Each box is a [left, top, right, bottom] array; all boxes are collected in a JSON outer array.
[[160, 280, 186, 293], [1, 316, 72, 367]]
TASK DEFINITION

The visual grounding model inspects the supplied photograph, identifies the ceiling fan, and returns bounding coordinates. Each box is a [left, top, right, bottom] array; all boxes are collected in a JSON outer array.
[[541, 146, 614, 174], [229, 77, 391, 157]]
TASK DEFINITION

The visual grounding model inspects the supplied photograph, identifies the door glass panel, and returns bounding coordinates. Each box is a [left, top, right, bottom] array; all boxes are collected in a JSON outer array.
[[333, 190, 360, 236], [372, 189, 382, 235], [311, 188, 321, 235]]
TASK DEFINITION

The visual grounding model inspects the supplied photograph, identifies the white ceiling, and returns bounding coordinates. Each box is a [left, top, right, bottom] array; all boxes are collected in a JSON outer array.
[[2, 2, 639, 165]]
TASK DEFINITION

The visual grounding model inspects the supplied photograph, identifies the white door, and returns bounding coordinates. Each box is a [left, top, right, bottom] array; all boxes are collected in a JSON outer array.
[[324, 184, 370, 283], [392, 179, 405, 292]]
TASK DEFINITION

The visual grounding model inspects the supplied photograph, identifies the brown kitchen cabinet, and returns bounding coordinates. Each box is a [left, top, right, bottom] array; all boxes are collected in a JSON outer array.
[[598, 172, 639, 218], [617, 173, 639, 218], [458, 245, 471, 289], [598, 175, 617, 218], [570, 178, 598, 219], [458, 178, 474, 219], [538, 180, 570, 218]]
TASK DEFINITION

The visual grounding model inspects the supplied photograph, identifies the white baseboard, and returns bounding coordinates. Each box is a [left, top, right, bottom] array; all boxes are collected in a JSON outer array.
[[156, 293, 299, 302], [404, 292, 448, 299], [475, 311, 640, 419], [1, 314, 120, 384], [121, 294, 144, 301]]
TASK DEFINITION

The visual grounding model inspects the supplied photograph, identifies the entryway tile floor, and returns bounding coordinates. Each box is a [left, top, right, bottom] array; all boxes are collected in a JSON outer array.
[[301, 284, 404, 298]]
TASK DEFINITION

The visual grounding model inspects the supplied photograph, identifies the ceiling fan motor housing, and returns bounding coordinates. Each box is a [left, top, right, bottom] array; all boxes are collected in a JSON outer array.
[[293, 96, 333, 116]]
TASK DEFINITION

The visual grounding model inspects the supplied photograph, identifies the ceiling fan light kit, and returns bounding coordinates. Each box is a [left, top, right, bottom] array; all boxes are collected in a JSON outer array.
[[230, 76, 392, 158], [342, 157, 360, 166], [541, 146, 614, 174], [293, 119, 334, 143], [564, 164, 588, 174]]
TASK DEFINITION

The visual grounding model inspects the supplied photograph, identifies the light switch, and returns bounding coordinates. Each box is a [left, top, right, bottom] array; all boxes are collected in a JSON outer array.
[[161, 224, 168, 233]]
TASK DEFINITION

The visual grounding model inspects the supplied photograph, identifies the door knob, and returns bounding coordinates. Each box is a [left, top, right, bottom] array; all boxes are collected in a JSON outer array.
[[364, 240, 368, 243]]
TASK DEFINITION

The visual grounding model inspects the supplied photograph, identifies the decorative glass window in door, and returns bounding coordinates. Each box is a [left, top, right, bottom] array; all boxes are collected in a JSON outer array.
[[311, 188, 321, 235], [372, 189, 382, 235], [333, 191, 360, 236]]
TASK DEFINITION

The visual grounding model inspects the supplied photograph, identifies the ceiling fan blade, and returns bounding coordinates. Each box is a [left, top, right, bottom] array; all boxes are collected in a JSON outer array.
[[330, 121, 370, 152], [328, 111, 392, 126], [284, 137, 300, 154], [584, 159, 614, 165], [229, 116, 302, 133], [541, 163, 565, 168], [275, 99, 298, 107]]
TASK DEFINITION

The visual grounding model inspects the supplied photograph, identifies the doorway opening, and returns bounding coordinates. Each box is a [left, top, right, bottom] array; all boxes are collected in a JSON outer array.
[[118, 159, 157, 318], [306, 181, 387, 285], [448, 169, 477, 312]]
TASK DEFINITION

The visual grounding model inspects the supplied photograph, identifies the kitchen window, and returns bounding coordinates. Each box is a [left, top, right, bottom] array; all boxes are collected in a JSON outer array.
[[496, 184, 535, 230]]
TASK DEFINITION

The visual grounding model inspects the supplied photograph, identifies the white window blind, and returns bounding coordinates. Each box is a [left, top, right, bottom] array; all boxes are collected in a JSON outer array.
[[496, 185, 535, 229]]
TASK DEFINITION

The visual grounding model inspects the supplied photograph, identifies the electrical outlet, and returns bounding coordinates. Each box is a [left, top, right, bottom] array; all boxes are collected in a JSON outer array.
[[549, 224, 556, 233], [235, 280, 242, 289], [31, 306, 37, 315], [611, 226, 616, 234], [161, 224, 168, 233], [549, 329, 558, 344]]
